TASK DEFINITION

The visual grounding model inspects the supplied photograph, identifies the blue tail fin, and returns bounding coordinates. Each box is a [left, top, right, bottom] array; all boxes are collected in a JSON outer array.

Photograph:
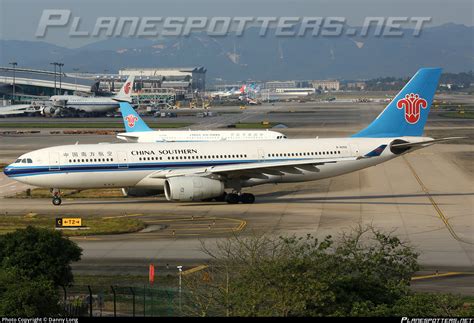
[[352, 68, 442, 138], [119, 102, 153, 132]]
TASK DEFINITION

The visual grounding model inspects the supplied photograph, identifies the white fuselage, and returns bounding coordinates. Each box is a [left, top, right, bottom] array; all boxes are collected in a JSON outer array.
[[4, 137, 429, 190], [116, 130, 287, 142], [50, 96, 119, 113]]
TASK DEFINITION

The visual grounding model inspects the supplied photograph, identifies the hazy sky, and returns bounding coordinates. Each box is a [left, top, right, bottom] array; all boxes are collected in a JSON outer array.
[[0, 0, 472, 48]]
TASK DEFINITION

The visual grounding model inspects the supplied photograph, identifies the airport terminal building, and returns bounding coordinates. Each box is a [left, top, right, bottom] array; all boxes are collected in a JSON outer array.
[[0, 66, 207, 105]]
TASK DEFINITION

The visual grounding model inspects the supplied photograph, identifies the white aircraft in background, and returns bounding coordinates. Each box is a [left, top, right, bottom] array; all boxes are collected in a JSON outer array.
[[42, 76, 135, 117], [5, 68, 461, 205], [116, 102, 287, 142], [209, 86, 245, 99]]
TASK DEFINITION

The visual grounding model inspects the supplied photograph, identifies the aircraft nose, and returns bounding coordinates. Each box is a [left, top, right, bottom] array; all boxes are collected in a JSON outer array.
[[3, 164, 14, 177]]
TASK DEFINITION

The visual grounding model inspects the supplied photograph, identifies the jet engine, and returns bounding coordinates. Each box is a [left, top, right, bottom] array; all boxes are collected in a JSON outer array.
[[121, 187, 163, 197], [164, 177, 224, 201], [41, 106, 58, 117]]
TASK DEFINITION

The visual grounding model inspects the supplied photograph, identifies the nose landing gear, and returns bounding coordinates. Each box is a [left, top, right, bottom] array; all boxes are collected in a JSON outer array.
[[50, 188, 62, 206]]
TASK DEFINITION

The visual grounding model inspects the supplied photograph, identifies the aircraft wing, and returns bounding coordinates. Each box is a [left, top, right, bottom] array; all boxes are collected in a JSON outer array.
[[150, 157, 357, 180], [0, 105, 33, 116]]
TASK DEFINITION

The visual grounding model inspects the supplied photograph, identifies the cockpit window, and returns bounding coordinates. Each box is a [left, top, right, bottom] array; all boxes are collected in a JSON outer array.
[[21, 159, 27, 163], [15, 159, 22, 163], [27, 158, 33, 163]]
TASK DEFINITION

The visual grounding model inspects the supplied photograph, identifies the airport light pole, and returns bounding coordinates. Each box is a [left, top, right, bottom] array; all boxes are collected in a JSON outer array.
[[8, 62, 17, 103], [73, 68, 79, 92], [50, 62, 58, 95], [58, 63, 64, 94]]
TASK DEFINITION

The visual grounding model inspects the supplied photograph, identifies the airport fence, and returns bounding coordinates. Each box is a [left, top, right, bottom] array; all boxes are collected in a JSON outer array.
[[60, 284, 184, 317]]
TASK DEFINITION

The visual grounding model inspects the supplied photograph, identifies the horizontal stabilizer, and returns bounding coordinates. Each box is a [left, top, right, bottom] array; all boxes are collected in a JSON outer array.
[[391, 137, 466, 149]]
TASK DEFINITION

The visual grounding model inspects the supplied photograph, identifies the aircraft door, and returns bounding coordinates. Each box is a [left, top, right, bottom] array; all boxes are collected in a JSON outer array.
[[257, 148, 265, 161], [117, 151, 129, 168], [49, 152, 60, 171]]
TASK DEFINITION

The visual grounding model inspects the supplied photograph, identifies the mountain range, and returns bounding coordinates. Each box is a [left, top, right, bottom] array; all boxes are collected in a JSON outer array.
[[0, 23, 472, 82]]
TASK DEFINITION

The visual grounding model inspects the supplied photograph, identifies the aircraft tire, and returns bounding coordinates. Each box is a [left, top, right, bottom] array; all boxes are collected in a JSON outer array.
[[240, 193, 255, 204], [225, 193, 240, 204], [52, 197, 62, 206]]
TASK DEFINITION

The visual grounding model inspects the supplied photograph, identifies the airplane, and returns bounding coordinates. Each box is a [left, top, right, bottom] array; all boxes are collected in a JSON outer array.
[[4, 68, 461, 206], [209, 86, 245, 99], [116, 102, 287, 143], [42, 75, 135, 117]]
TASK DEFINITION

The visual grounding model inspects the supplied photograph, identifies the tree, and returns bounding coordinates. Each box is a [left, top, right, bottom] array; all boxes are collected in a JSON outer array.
[[0, 268, 61, 316], [0, 226, 82, 287], [183, 225, 471, 317]]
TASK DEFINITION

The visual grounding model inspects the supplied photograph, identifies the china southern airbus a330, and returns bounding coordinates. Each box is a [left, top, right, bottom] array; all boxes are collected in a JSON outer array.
[[4, 68, 460, 205]]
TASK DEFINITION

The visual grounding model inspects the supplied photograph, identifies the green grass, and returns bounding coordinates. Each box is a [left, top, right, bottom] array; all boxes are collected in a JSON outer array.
[[233, 122, 274, 129], [0, 214, 145, 236], [439, 111, 474, 119], [0, 122, 192, 129], [11, 188, 125, 199]]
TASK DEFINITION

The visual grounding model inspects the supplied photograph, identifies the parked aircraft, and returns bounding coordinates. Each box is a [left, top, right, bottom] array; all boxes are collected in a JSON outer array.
[[116, 103, 287, 143], [42, 76, 134, 117]]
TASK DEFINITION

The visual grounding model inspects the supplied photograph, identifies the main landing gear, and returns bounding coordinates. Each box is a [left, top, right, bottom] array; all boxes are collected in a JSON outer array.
[[50, 188, 62, 206], [225, 192, 255, 204]]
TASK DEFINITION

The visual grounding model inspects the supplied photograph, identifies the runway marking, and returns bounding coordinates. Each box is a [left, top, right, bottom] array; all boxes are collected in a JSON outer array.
[[411, 272, 474, 281], [182, 265, 208, 276], [403, 156, 473, 245], [102, 213, 143, 219], [72, 216, 247, 239], [0, 182, 16, 189]]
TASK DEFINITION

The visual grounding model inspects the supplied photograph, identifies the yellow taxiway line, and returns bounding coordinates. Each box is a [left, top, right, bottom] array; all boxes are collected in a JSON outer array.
[[182, 265, 209, 276], [403, 156, 473, 245], [411, 272, 474, 281]]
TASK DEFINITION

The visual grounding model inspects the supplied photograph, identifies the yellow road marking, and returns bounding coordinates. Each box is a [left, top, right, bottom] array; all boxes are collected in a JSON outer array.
[[182, 265, 208, 276], [411, 272, 474, 281], [70, 236, 101, 241], [403, 156, 473, 245]]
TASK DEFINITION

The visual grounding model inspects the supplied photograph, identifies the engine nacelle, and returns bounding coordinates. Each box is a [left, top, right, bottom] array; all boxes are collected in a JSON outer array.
[[41, 106, 56, 116], [121, 187, 163, 197], [164, 177, 224, 202]]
